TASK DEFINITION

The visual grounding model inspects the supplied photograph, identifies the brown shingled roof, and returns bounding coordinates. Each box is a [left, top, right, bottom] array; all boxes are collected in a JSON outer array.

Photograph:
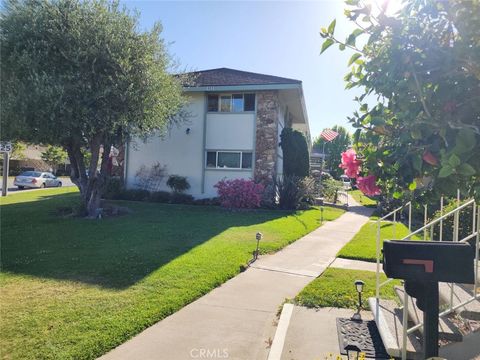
[[183, 67, 302, 87]]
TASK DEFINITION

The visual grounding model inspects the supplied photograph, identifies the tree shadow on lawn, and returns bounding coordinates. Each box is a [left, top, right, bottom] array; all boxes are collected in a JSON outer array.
[[347, 203, 375, 217], [1, 192, 295, 290]]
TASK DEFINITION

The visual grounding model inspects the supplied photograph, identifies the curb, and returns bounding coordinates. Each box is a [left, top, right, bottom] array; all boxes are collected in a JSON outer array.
[[267, 303, 294, 360]]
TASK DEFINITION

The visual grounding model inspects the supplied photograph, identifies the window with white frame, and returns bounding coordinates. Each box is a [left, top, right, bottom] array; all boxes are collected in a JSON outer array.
[[207, 94, 255, 112], [206, 151, 253, 169]]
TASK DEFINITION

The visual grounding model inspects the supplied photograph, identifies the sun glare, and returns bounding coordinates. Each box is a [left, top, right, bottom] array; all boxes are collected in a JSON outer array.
[[366, 0, 406, 17]]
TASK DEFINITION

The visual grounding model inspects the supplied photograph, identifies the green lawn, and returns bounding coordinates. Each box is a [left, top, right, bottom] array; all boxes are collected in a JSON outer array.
[[0, 188, 344, 360], [349, 189, 377, 207], [295, 268, 399, 310], [337, 220, 421, 262]]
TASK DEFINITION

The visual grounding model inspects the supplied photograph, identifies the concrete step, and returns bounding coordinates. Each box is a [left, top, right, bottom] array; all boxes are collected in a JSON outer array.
[[369, 297, 423, 359], [439, 283, 480, 320], [394, 286, 463, 342]]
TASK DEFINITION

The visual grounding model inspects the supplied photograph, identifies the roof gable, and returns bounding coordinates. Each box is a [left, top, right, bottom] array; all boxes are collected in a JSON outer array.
[[182, 68, 301, 88]]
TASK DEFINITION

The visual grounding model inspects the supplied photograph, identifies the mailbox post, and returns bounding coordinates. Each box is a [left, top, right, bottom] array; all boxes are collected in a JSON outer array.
[[383, 240, 474, 358]]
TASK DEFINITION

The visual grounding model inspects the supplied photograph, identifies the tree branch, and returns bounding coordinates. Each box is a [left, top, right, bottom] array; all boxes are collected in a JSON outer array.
[[410, 65, 432, 119]]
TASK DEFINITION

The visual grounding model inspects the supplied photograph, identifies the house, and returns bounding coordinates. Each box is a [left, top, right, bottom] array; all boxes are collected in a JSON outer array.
[[124, 68, 311, 198]]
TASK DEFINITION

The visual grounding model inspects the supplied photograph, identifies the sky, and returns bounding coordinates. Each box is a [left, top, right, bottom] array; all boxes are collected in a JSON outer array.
[[123, 0, 365, 141]]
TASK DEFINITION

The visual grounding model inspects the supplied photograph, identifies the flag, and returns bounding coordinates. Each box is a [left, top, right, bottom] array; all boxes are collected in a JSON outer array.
[[320, 129, 339, 142]]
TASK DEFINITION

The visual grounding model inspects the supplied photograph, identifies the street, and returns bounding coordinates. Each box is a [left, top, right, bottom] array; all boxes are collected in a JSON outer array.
[[0, 176, 75, 193]]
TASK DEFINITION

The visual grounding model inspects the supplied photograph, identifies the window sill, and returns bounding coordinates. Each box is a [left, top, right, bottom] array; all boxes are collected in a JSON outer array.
[[207, 111, 255, 114], [205, 168, 253, 172]]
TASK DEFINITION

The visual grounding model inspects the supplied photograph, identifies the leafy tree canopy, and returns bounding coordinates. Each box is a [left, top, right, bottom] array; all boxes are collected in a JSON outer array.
[[313, 125, 351, 178], [10, 141, 27, 160], [41, 145, 68, 174], [1, 0, 187, 216], [320, 0, 480, 200]]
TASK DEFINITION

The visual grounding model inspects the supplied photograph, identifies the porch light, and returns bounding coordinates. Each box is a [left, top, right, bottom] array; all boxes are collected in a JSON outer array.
[[355, 279, 365, 294], [345, 344, 361, 360]]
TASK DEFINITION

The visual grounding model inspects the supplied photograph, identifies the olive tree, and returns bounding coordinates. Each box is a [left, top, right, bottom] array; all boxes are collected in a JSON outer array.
[[1, 0, 187, 216], [320, 0, 480, 200]]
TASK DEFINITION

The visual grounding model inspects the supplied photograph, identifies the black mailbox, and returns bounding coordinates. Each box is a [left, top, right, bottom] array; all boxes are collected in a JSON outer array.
[[383, 240, 475, 284]]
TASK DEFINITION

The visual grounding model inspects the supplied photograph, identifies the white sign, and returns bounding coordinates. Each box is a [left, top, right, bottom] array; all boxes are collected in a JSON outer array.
[[0, 141, 12, 153]]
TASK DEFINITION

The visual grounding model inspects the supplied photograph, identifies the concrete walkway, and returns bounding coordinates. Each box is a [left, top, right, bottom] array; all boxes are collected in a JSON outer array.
[[99, 199, 374, 360], [330, 257, 381, 272], [280, 307, 374, 360]]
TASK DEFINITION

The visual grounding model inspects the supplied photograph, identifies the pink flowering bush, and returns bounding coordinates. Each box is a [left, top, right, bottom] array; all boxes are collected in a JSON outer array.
[[339, 149, 381, 196], [214, 178, 264, 209], [356, 175, 381, 196], [339, 149, 362, 178]]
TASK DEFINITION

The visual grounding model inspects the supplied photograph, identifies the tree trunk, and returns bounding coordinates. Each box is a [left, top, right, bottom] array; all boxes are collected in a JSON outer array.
[[66, 137, 111, 218]]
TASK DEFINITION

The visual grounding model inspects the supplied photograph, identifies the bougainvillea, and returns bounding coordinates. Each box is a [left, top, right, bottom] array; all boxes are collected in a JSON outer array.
[[356, 175, 382, 197], [339, 148, 361, 178], [214, 178, 264, 209], [320, 0, 480, 200], [339, 148, 381, 196]]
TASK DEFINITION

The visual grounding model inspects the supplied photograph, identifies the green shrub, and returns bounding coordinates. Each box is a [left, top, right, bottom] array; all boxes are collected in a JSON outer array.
[[149, 191, 171, 203], [432, 199, 475, 241], [322, 178, 343, 203], [120, 189, 150, 201], [170, 192, 194, 204], [103, 177, 124, 200], [166, 175, 190, 193], [280, 128, 309, 177], [192, 197, 221, 206]]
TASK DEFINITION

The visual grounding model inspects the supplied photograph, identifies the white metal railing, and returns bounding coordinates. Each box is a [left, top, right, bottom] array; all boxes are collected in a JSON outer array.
[[374, 192, 479, 360], [375, 201, 412, 300]]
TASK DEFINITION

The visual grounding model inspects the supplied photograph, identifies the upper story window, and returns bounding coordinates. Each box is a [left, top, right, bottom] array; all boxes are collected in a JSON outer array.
[[207, 93, 255, 112]]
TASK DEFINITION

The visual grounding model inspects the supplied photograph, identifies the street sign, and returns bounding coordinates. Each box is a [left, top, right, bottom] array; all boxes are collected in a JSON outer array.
[[0, 141, 12, 153]]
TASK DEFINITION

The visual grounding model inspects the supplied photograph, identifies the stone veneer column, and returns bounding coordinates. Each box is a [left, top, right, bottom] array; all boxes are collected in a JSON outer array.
[[254, 91, 279, 185]]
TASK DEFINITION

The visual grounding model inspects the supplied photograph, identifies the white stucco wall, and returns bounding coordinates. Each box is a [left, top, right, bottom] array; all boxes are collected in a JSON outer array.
[[205, 113, 255, 150], [125, 93, 205, 195], [125, 93, 256, 199]]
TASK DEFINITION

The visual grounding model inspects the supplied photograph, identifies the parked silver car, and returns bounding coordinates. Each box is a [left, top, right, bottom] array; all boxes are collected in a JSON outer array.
[[14, 171, 62, 189]]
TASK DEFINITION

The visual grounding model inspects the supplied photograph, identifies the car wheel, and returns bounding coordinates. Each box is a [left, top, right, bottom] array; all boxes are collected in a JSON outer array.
[[41, 183, 46, 188], [57, 182, 62, 187], [18, 186, 24, 190]]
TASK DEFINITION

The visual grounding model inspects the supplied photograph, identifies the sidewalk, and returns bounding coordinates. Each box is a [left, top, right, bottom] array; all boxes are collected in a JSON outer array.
[[280, 306, 374, 360], [99, 198, 374, 360]]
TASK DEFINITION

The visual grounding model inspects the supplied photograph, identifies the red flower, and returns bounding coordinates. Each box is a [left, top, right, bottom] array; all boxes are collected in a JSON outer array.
[[357, 175, 381, 196], [422, 151, 438, 166], [339, 149, 362, 179]]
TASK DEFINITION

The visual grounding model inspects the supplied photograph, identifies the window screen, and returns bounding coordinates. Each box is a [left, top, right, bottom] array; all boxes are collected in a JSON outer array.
[[206, 152, 217, 167], [241, 152, 253, 169], [207, 95, 218, 112], [244, 94, 255, 111]]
